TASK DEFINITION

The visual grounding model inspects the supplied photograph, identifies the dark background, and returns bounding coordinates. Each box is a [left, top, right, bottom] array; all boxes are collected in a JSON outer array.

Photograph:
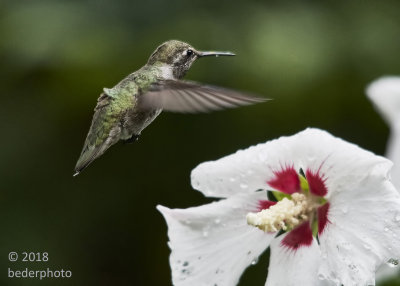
[[1, 0, 400, 285]]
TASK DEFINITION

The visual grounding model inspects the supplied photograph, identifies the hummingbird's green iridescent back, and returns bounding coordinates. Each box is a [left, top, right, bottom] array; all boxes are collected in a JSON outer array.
[[74, 66, 160, 174]]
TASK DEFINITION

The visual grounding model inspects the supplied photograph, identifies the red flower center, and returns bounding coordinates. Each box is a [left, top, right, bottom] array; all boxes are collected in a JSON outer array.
[[258, 165, 331, 250]]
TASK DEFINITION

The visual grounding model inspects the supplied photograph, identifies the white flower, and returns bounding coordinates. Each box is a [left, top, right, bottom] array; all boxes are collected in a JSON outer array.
[[366, 77, 400, 282], [367, 76, 400, 188], [158, 128, 400, 286]]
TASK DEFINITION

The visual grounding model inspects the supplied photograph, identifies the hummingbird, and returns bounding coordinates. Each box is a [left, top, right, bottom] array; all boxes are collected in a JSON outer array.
[[74, 40, 267, 176]]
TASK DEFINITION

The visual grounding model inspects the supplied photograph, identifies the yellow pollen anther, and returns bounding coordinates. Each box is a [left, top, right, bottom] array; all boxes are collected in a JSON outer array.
[[247, 193, 314, 232]]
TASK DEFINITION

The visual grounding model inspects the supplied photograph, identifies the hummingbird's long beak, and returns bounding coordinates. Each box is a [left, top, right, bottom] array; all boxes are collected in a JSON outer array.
[[197, 51, 235, 57]]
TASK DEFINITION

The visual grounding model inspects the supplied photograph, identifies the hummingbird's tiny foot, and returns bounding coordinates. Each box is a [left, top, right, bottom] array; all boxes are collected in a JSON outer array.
[[123, 134, 139, 144]]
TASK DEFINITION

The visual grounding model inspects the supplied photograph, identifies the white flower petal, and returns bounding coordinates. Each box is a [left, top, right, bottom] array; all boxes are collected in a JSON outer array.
[[191, 128, 390, 198], [265, 235, 328, 286], [318, 175, 400, 286], [366, 76, 400, 126], [386, 121, 400, 189], [366, 76, 400, 189], [157, 192, 274, 286]]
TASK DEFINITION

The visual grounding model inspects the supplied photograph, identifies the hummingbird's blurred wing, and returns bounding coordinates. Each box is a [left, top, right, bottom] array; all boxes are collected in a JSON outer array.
[[139, 80, 268, 113]]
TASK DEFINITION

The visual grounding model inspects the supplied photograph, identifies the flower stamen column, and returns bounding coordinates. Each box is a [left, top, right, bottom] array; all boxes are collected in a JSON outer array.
[[247, 167, 330, 249]]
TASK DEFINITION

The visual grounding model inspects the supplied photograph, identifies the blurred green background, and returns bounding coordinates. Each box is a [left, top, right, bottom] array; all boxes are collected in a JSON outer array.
[[1, 0, 400, 285]]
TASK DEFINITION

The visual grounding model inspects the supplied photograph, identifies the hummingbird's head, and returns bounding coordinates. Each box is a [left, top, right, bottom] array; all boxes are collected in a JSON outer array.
[[147, 40, 235, 79]]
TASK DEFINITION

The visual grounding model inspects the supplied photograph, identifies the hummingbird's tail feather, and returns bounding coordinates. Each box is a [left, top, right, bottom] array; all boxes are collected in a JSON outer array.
[[74, 149, 98, 176], [74, 90, 124, 176], [73, 142, 110, 176], [73, 145, 103, 176], [73, 127, 121, 176]]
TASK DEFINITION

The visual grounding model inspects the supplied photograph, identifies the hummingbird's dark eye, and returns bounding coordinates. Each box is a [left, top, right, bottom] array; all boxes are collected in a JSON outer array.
[[186, 49, 193, 56]]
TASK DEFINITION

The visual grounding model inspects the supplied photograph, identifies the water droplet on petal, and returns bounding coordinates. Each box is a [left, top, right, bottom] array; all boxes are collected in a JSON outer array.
[[363, 244, 371, 250], [251, 257, 259, 265], [318, 273, 325, 280], [395, 215, 400, 222], [384, 227, 389, 232], [240, 183, 248, 189], [229, 177, 236, 182], [203, 230, 209, 237], [183, 261, 189, 267], [338, 242, 351, 250], [387, 258, 399, 268], [341, 207, 348, 214], [348, 264, 357, 270], [214, 218, 221, 224]]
